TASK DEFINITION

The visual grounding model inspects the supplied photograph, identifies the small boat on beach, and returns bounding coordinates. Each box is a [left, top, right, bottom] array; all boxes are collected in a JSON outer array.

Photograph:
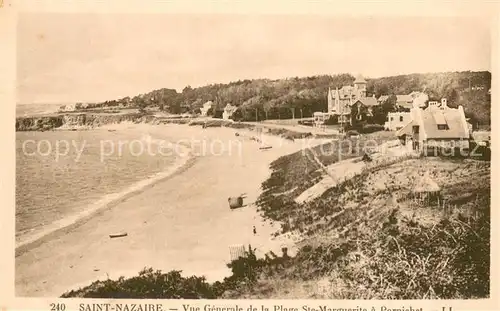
[[109, 232, 128, 239], [228, 193, 247, 209]]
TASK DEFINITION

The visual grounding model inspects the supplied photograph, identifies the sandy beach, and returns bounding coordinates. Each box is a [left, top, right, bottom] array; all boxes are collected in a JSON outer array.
[[15, 123, 319, 297]]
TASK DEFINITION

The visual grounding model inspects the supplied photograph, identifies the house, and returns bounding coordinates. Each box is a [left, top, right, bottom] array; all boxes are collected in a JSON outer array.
[[384, 112, 412, 131], [313, 112, 331, 127], [350, 96, 378, 123], [471, 86, 485, 91], [396, 98, 470, 155], [410, 92, 429, 108], [326, 74, 372, 124], [377, 95, 390, 105], [396, 95, 414, 110], [222, 103, 238, 120], [63, 103, 77, 112], [471, 131, 490, 147], [200, 101, 213, 117], [328, 75, 368, 113]]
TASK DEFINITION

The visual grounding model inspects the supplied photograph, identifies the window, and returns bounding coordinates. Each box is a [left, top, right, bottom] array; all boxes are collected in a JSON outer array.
[[413, 125, 419, 134], [400, 116, 404, 122], [437, 124, 449, 130], [390, 117, 394, 121]]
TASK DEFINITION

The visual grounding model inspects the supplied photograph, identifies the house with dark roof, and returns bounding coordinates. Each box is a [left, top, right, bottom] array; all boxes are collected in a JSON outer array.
[[324, 74, 375, 125], [349, 96, 379, 123], [396, 98, 470, 155]]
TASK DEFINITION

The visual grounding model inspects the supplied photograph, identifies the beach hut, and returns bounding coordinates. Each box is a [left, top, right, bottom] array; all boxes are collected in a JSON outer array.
[[413, 171, 441, 205]]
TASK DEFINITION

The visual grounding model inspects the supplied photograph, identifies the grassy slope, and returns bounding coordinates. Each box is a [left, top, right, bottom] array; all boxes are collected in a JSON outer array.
[[230, 136, 490, 299]]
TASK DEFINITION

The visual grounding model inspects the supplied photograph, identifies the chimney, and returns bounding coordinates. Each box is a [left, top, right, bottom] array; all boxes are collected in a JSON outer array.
[[441, 98, 447, 108]]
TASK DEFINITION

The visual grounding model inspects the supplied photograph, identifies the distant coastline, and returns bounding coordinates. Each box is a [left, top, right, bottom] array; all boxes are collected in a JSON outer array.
[[16, 103, 64, 117]]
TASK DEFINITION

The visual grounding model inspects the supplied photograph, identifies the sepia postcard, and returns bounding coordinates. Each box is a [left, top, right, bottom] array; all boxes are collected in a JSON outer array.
[[0, 1, 499, 311]]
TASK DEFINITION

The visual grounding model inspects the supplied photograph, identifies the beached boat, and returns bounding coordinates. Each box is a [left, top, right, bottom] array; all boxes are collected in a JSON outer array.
[[109, 232, 128, 238]]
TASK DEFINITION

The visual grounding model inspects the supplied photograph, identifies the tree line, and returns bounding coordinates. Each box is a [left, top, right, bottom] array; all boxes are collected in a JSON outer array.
[[89, 71, 491, 125]]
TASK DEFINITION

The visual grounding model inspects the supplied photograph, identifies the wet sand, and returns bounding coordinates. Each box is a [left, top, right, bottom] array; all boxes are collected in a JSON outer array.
[[15, 123, 318, 297]]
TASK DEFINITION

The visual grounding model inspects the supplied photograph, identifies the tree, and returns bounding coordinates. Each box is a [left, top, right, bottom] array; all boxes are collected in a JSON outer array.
[[136, 98, 147, 114], [384, 95, 397, 112], [206, 107, 214, 116]]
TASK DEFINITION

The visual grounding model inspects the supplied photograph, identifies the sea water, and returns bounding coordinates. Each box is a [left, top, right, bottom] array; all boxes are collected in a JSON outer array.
[[15, 129, 180, 246]]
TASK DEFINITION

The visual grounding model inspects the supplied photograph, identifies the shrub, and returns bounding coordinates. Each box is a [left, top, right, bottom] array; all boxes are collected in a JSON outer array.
[[360, 124, 384, 134], [61, 268, 221, 299], [61, 243, 295, 299], [323, 115, 338, 125], [298, 120, 314, 127]]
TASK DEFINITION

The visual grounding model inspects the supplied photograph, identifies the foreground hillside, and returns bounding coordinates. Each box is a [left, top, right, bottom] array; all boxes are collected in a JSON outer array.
[[89, 71, 491, 125], [229, 154, 490, 299], [62, 133, 490, 299]]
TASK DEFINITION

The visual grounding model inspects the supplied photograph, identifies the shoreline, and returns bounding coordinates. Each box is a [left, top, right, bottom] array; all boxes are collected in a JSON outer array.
[[15, 123, 314, 297], [15, 136, 197, 256]]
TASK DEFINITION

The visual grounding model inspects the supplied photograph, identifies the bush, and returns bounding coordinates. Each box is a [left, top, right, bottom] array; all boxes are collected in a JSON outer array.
[[61, 244, 292, 299], [323, 115, 338, 125], [360, 124, 384, 134], [61, 268, 222, 299], [298, 120, 314, 127]]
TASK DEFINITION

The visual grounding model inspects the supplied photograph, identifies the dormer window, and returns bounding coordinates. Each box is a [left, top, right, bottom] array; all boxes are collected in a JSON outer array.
[[437, 124, 449, 130]]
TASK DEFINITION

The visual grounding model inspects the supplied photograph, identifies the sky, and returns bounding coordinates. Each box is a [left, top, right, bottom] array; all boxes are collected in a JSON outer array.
[[17, 13, 492, 104]]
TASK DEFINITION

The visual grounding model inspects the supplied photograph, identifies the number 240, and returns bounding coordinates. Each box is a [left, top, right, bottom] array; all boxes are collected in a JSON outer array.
[[50, 303, 66, 311]]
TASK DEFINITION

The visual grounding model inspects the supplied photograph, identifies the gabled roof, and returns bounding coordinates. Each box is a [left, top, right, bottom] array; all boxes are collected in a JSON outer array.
[[224, 103, 237, 113], [396, 95, 414, 109], [408, 91, 423, 99], [330, 85, 355, 99], [354, 97, 378, 107], [432, 110, 447, 125], [421, 107, 468, 139], [396, 95, 413, 102], [395, 120, 414, 137]]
